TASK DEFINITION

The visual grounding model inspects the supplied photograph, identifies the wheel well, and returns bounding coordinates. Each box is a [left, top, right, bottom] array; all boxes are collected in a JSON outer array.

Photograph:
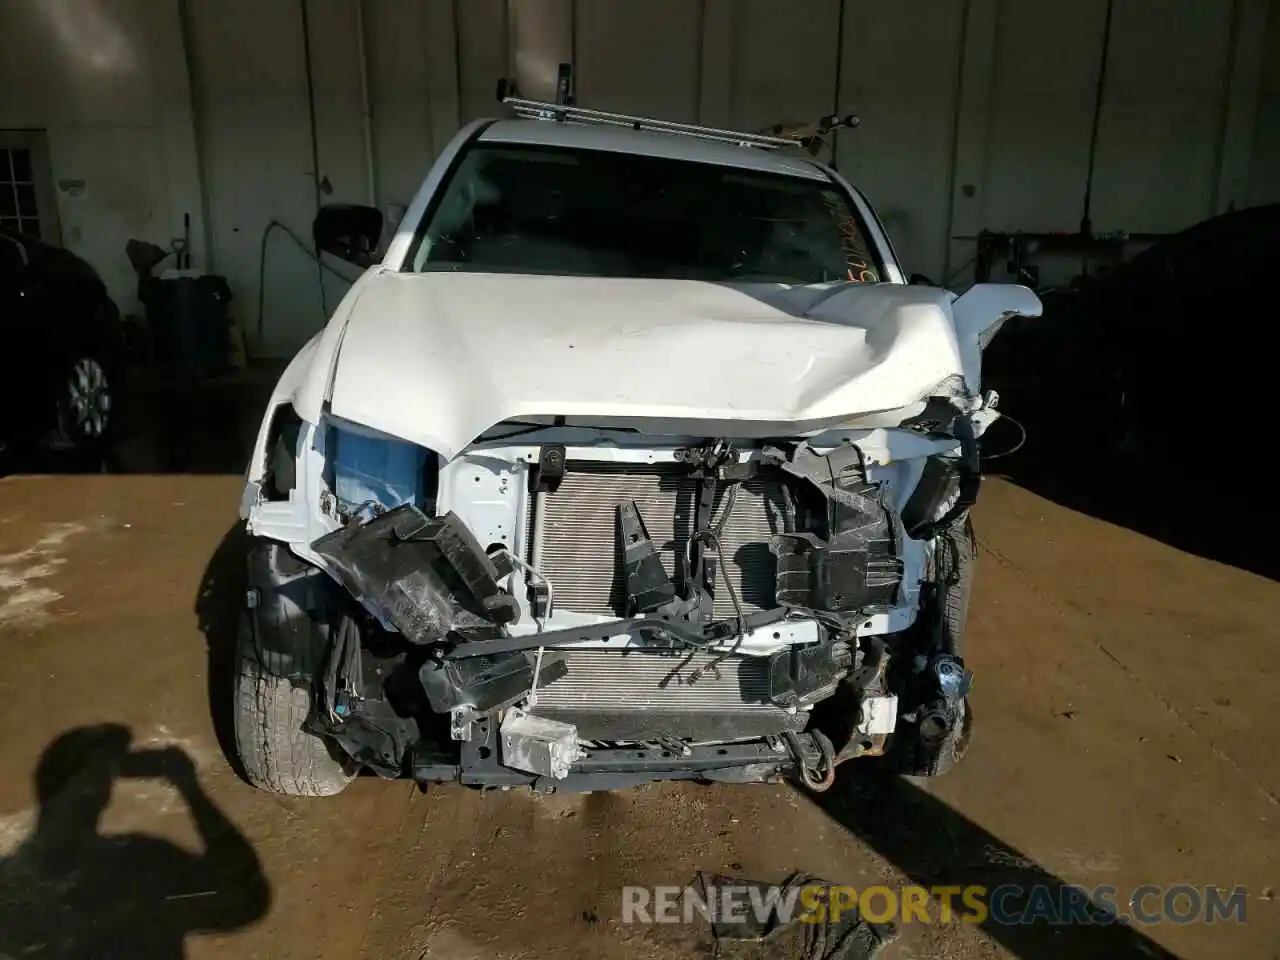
[[262, 405, 303, 500]]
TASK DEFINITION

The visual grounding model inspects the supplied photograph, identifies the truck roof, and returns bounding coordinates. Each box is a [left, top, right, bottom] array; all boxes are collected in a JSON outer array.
[[479, 118, 830, 182]]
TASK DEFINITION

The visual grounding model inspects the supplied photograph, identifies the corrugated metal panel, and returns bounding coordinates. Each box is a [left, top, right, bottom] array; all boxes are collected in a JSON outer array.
[[536, 649, 771, 711], [529, 648, 802, 741], [529, 462, 786, 619]]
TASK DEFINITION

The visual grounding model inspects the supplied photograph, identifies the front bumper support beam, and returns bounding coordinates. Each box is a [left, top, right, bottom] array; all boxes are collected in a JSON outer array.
[[410, 726, 822, 792]]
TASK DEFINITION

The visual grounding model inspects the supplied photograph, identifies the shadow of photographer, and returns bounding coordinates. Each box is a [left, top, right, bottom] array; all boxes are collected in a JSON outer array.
[[0, 724, 270, 958]]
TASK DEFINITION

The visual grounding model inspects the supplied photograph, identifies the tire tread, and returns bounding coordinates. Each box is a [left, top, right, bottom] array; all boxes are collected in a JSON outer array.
[[233, 612, 354, 797]]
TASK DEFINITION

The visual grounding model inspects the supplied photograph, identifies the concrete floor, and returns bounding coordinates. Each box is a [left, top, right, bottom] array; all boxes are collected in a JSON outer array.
[[0, 467, 1277, 958]]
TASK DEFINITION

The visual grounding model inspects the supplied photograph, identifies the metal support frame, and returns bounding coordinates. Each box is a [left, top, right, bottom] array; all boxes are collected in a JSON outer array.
[[413, 730, 816, 791], [501, 97, 802, 151]]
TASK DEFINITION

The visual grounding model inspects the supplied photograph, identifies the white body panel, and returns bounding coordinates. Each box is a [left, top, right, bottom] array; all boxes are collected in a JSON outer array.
[[322, 273, 1020, 460]]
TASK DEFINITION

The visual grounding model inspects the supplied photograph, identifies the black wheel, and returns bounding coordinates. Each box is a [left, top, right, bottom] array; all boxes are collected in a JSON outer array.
[[233, 610, 356, 797], [53, 355, 114, 449]]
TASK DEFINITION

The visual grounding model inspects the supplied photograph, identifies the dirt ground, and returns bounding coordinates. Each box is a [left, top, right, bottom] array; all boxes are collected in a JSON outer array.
[[0, 471, 1276, 959]]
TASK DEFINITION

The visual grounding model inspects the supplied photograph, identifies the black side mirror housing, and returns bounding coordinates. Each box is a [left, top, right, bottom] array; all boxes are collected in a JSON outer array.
[[313, 204, 383, 268]]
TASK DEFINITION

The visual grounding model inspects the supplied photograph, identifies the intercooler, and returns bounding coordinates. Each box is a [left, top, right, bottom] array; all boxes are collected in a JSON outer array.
[[530, 648, 805, 741], [527, 461, 789, 620]]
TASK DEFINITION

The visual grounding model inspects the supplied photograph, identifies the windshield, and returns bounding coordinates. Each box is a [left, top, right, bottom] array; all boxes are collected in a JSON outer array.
[[406, 143, 882, 284]]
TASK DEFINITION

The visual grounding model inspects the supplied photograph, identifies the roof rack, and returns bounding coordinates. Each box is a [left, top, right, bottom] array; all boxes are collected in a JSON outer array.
[[501, 97, 802, 151]]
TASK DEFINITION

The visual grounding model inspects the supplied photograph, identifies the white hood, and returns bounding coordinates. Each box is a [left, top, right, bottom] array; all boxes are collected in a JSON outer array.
[[321, 272, 1039, 459]]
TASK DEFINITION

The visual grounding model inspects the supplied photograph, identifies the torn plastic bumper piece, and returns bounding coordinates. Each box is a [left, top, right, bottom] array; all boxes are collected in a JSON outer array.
[[311, 505, 518, 644], [898, 398, 982, 540], [419, 650, 567, 713], [772, 531, 902, 612], [901, 455, 964, 538], [767, 640, 852, 709], [761, 443, 904, 612]]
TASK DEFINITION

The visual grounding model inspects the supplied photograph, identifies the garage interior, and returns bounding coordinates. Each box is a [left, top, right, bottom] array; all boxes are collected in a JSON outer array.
[[1, 1, 1278, 958]]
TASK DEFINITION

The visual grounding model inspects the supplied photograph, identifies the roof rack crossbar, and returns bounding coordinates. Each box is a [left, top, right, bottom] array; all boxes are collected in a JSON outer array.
[[501, 97, 802, 150]]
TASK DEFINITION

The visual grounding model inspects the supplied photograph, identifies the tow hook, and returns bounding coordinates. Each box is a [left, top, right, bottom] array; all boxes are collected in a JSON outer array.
[[786, 730, 837, 793]]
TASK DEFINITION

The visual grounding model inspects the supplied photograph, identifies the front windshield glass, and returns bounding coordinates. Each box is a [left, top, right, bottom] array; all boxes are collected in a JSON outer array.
[[407, 143, 881, 284]]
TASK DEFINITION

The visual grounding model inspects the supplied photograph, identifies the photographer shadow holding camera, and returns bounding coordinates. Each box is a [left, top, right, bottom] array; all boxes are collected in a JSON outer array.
[[0, 724, 270, 958]]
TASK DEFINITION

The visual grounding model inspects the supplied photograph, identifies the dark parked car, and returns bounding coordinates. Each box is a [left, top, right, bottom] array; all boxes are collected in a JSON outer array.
[[0, 227, 122, 452]]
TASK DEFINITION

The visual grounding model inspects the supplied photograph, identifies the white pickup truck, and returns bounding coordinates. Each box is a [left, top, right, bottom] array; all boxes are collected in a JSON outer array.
[[235, 99, 1040, 797]]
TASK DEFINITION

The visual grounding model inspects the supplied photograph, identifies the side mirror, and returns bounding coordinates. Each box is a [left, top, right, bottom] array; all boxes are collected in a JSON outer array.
[[313, 204, 383, 268]]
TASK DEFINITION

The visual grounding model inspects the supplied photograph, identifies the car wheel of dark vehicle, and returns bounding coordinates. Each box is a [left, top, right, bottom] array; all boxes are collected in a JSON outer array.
[[887, 517, 975, 778], [54, 356, 113, 448], [233, 611, 356, 797]]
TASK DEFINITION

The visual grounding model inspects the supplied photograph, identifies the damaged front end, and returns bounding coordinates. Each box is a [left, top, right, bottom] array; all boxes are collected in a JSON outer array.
[[243, 393, 993, 792]]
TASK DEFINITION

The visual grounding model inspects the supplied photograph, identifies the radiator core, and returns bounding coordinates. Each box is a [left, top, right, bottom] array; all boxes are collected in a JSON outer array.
[[531, 649, 803, 741], [528, 461, 788, 620]]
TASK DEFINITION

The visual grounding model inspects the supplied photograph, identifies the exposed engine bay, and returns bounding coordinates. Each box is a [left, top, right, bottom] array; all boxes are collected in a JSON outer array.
[[244, 396, 992, 793]]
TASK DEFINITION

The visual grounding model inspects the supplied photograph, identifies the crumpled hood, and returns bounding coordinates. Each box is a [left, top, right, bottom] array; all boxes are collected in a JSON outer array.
[[326, 272, 979, 458]]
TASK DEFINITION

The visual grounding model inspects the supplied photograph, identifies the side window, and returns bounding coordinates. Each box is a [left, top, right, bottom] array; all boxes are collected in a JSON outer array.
[[0, 131, 60, 244], [0, 148, 41, 239]]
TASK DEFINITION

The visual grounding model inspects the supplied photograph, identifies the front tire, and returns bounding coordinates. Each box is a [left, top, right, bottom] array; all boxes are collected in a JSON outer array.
[[233, 611, 356, 797]]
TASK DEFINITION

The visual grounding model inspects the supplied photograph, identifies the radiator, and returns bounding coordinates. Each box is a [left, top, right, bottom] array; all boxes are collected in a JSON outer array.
[[531, 649, 803, 741], [528, 462, 788, 620]]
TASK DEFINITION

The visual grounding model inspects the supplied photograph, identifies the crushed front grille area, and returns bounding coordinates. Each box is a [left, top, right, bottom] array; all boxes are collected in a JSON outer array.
[[528, 461, 788, 620]]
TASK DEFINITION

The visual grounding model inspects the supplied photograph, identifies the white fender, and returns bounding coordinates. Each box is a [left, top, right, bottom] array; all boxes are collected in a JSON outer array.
[[951, 283, 1043, 391]]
